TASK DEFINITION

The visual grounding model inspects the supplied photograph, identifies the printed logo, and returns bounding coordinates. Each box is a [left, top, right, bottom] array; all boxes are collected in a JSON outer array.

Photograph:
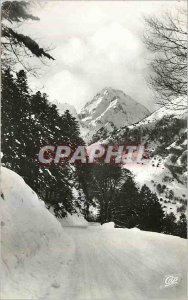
[[160, 274, 181, 289]]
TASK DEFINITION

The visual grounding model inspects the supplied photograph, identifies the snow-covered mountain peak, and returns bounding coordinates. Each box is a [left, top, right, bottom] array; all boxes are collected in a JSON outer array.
[[79, 87, 150, 141]]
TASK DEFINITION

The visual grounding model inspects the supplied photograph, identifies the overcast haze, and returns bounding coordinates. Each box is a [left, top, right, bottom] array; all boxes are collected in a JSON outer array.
[[23, 1, 184, 112]]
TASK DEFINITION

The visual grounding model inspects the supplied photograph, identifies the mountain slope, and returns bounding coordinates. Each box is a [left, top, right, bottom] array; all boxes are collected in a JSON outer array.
[[104, 100, 187, 218], [129, 97, 186, 129], [79, 87, 150, 141]]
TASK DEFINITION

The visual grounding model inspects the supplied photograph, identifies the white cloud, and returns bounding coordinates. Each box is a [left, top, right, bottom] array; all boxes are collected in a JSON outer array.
[[57, 38, 88, 67], [44, 22, 148, 111], [90, 23, 141, 59], [46, 70, 92, 109], [23, 1, 185, 112]]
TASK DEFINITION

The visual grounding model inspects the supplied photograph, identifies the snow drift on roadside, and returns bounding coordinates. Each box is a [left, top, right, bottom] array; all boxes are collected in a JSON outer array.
[[58, 212, 88, 227], [1, 167, 74, 299], [101, 222, 115, 229], [102, 222, 141, 231]]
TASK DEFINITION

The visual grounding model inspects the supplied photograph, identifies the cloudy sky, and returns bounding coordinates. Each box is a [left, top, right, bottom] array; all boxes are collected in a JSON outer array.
[[22, 0, 184, 112]]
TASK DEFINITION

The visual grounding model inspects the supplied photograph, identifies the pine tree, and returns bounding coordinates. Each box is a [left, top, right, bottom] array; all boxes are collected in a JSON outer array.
[[138, 185, 164, 232], [162, 212, 177, 235], [174, 213, 187, 239], [114, 175, 139, 228], [61, 110, 82, 145], [162, 212, 187, 239], [2, 68, 18, 167], [75, 163, 93, 220], [2, 68, 84, 217]]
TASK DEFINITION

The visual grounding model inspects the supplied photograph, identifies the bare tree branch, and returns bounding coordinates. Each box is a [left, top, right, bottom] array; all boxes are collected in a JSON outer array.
[[143, 9, 187, 110]]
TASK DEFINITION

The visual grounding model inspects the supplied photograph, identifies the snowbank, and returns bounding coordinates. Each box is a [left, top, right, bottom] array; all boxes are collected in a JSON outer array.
[[59, 212, 88, 227], [102, 222, 142, 231], [1, 167, 74, 299], [101, 222, 115, 229]]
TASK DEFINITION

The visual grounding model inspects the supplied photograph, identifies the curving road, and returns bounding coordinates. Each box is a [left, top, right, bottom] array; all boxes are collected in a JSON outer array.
[[60, 224, 186, 300]]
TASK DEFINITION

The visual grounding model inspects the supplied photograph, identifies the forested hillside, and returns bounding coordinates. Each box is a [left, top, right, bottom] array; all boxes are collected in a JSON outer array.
[[2, 68, 85, 217]]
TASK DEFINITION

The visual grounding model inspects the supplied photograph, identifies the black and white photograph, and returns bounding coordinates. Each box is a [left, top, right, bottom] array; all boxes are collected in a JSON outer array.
[[1, 0, 187, 299]]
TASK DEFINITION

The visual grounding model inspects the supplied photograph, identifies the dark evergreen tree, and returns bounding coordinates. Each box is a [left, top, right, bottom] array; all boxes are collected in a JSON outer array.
[[1, 68, 18, 168], [162, 212, 187, 239], [1, 68, 84, 216], [113, 175, 139, 228], [61, 110, 82, 145], [162, 212, 177, 235], [174, 213, 187, 239], [138, 185, 164, 232], [75, 163, 93, 220]]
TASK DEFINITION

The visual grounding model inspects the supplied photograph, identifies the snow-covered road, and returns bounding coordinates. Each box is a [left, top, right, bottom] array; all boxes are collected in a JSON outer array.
[[2, 167, 186, 300], [58, 224, 186, 300]]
